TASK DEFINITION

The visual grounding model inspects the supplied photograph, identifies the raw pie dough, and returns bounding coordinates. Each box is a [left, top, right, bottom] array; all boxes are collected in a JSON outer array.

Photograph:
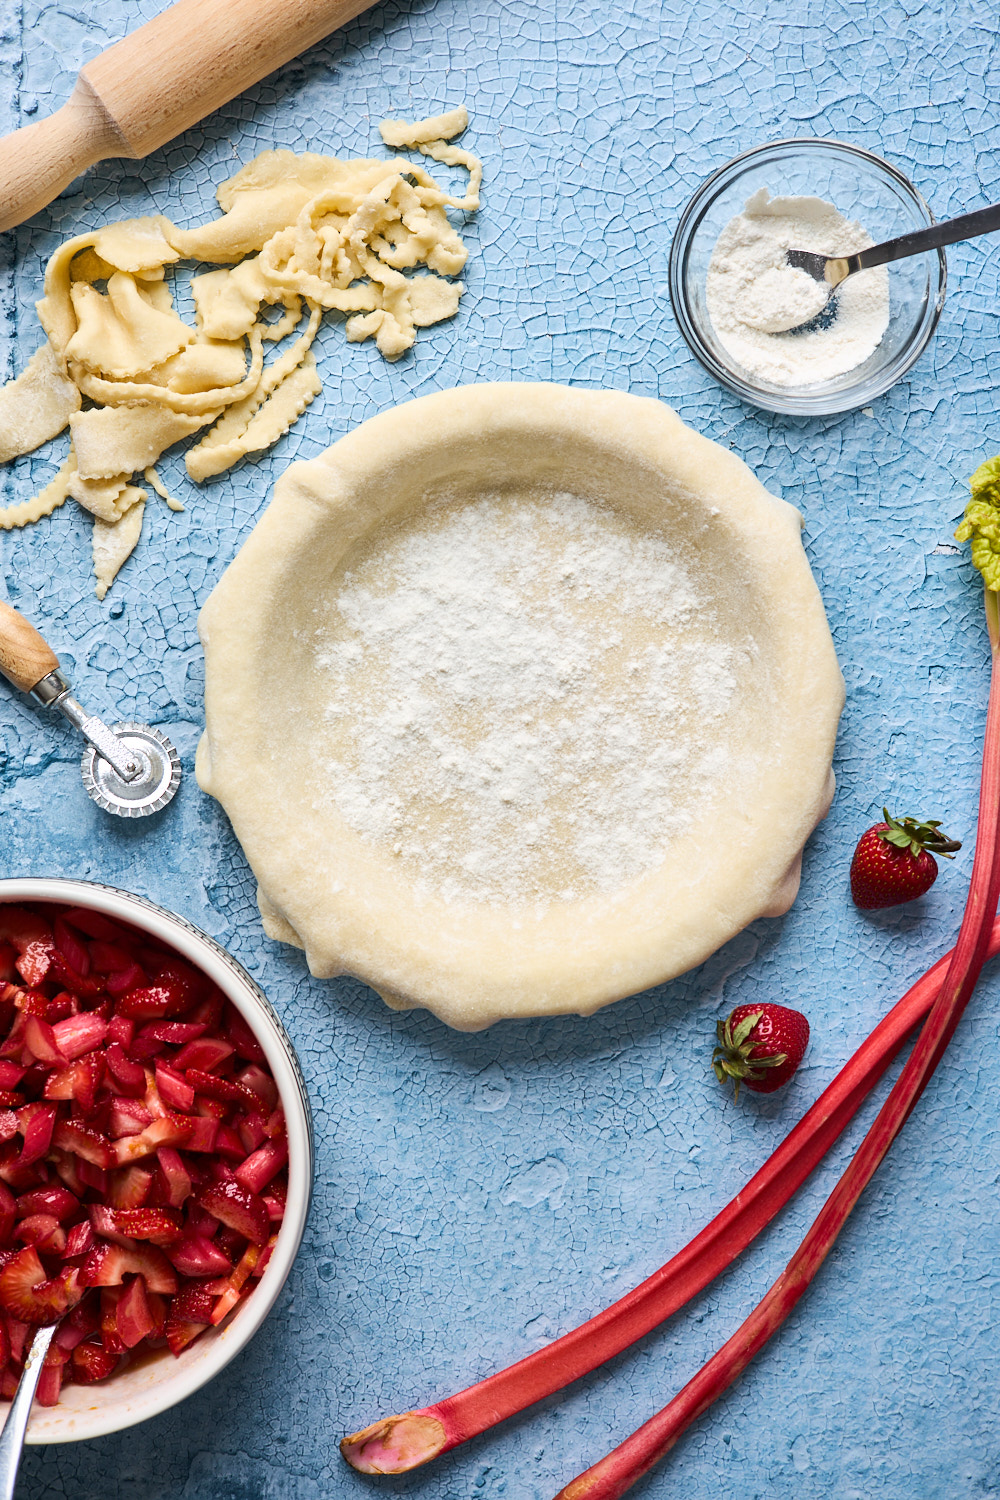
[[196, 384, 844, 1030]]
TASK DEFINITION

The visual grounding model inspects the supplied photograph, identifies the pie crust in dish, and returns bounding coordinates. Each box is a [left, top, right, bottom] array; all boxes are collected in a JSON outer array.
[[196, 383, 844, 1030]]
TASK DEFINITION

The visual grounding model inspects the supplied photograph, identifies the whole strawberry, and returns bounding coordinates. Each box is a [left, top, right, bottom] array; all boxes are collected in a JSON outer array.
[[712, 1003, 810, 1100], [850, 808, 961, 911]]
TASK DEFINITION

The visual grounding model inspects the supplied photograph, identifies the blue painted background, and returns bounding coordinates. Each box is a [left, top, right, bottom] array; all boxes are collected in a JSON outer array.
[[1, 0, 999, 1495]]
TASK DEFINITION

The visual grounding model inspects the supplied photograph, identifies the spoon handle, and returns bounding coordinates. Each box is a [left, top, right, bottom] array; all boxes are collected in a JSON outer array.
[[854, 200, 1000, 273], [0, 1324, 57, 1500]]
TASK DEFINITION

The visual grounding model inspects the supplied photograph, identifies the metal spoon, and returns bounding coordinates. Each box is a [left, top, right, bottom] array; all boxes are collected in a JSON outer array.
[[0, 1323, 58, 1499], [0, 599, 180, 818], [785, 197, 1000, 313]]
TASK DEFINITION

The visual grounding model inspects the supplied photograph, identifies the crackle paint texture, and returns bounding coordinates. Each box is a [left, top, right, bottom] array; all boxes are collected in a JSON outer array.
[[0, 0, 999, 1497]]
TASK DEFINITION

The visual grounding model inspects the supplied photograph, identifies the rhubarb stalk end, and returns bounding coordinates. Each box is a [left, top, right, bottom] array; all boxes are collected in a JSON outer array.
[[339, 1411, 448, 1473]]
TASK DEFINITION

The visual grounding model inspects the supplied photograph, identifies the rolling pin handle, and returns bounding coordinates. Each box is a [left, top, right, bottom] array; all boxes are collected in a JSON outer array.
[[0, 78, 127, 234]]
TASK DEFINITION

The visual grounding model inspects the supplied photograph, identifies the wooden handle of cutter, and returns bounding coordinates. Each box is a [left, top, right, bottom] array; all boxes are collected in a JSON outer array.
[[0, 601, 60, 694], [0, 0, 376, 231]]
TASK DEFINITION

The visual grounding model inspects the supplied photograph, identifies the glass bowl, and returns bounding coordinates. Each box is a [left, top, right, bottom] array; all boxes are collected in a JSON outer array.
[[0, 877, 314, 1444], [668, 138, 946, 416]]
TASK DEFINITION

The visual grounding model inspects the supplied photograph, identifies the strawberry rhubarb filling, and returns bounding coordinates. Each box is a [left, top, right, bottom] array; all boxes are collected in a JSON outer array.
[[0, 901, 287, 1408]]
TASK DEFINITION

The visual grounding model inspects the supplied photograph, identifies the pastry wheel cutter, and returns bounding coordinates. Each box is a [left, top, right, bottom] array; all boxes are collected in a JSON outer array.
[[0, 599, 180, 818]]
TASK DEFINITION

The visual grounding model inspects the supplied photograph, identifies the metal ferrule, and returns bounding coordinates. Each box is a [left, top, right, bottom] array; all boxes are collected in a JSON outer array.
[[29, 669, 71, 707]]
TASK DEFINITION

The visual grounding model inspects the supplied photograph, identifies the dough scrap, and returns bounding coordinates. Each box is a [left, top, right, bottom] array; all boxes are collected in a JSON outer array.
[[0, 343, 80, 462], [0, 108, 480, 595], [93, 490, 145, 600], [0, 455, 75, 530]]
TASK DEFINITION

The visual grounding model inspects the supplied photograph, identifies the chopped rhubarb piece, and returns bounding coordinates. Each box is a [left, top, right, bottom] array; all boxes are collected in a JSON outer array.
[[214, 1126, 246, 1163], [112, 1208, 183, 1246], [172, 1284, 216, 1323], [129, 1033, 166, 1062], [252, 1234, 277, 1279], [224, 1004, 267, 1064], [62, 909, 125, 942], [82, 1241, 177, 1295], [105, 1043, 146, 1094], [155, 1063, 195, 1113], [23, 1016, 66, 1068], [52, 1120, 114, 1170], [50, 1149, 85, 1199], [105, 963, 145, 998], [0, 1247, 82, 1323], [0, 1182, 14, 1244], [0, 1062, 25, 1090], [115, 1275, 157, 1348], [198, 1179, 269, 1247], [106, 1165, 155, 1210], [236, 1112, 268, 1154], [142, 1022, 207, 1045], [88, 940, 135, 973], [35, 1360, 64, 1406], [63, 1221, 95, 1259], [18, 1185, 79, 1221], [174, 1037, 234, 1074], [235, 1064, 278, 1112], [17, 1102, 58, 1166], [51, 1013, 108, 1060], [0, 944, 16, 984], [5, 1315, 28, 1363], [209, 1242, 260, 1326], [0, 1013, 28, 1059], [77, 1161, 109, 1196], [53, 918, 91, 979], [263, 1179, 286, 1224], [72, 1338, 119, 1381], [16, 1214, 66, 1255], [184, 1117, 219, 1154], [167, 1235, 232, 1279], [156, 1147, 192, 1208], [235, 1139, 288, 1196], [264, 1108, 285, 1141]]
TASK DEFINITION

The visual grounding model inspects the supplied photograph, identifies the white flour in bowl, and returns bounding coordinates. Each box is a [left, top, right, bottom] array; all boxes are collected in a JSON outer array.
[[705, 188, 890, 386], [314, 490, 746, 907]]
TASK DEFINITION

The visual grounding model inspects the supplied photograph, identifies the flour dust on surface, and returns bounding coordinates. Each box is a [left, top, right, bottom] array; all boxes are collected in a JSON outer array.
[[314, 489, 745, 907]]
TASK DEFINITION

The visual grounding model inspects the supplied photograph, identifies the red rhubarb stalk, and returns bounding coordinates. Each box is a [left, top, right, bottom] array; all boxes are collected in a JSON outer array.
[[340, 920, 1000, 1475], [551, 588, 1000, 1500]]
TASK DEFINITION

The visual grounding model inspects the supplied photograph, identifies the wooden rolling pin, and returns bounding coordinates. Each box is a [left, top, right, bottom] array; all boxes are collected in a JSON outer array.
[[0, 0, 376, 232]]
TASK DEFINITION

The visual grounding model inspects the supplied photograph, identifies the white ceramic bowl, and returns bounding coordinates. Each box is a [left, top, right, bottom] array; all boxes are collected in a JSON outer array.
[[0, 877, 314, 1444]]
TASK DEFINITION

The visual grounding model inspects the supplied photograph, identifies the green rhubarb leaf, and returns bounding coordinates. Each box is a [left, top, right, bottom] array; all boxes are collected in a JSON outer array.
[[956, 456, 1000, 591]]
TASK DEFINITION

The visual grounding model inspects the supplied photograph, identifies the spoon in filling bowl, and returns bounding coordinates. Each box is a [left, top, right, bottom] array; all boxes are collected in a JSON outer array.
[[761, 197, 1000, 333]]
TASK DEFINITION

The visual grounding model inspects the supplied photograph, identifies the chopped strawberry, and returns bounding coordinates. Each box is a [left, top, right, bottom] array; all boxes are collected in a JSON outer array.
[[105, 963, 146, 998], [88, 940, 135, 974], [167, 1235, 232, 1279], [185, 1069, 255, 1108], [113, 1114, 193, 1166], [141, 1022, 207, 1045], [0, 1247, 82, 1323], [44, 1053, 103, 1113], [111, 1208, 183, 1246], [72, 1339, 119, 1382], [16, 1213, 66, 1254], [116, 978, 191, 1021], [106, 1165, 155, 1210], [214, 1125, 247, 1163], [16, 937, 56, 989], [52, 1120, 114, 1170], [184, 1117, 219, 1154], [23, 1016, 66, 1068], [82, 1242, 177, 1295], [77, 1160, 109, 1196], [235, 1064, 278, 1112], [62, 909, 125, 942], [17, 1185, 79, 1221], [236, 1112, 268, 1154], [0, 944, 16, 984], [107, 1015, 135, 1049], [0, 1061, 25, 1090], [198, 1179, 269, 1247], [109, 1098, 154, 1139], [6, 1314, 29, 1362]]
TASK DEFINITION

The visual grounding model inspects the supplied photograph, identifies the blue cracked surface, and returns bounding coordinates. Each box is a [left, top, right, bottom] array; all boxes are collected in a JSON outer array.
[[1, 0, 999, 1496]]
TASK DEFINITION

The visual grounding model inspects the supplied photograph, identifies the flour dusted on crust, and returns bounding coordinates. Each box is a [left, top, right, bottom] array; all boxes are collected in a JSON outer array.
[[0, 107, 481, 595]]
